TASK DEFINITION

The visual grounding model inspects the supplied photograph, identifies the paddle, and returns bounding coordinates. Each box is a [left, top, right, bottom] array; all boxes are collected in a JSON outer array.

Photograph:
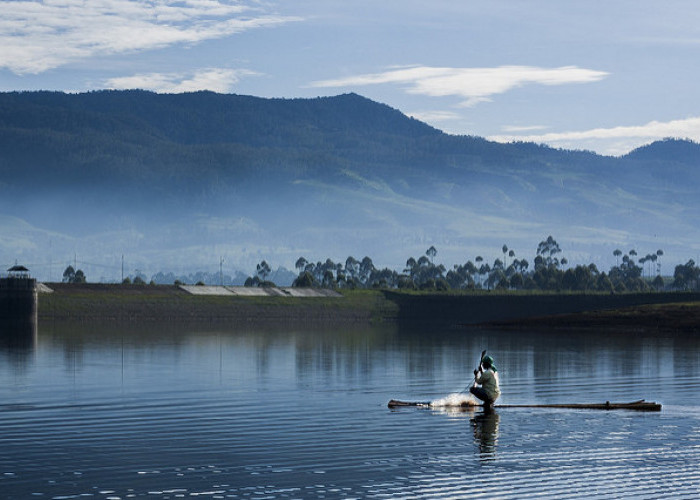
[[459, 349, 486, 394]]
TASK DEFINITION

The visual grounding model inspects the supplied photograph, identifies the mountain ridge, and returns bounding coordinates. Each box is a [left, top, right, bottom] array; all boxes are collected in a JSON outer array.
[[0, 90, 698, 280]]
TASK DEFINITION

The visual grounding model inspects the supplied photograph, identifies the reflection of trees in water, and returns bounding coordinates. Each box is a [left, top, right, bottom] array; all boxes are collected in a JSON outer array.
[[28, 322, 700, 395], [293, 329, 396, 385], [471, 411, 500, 461]]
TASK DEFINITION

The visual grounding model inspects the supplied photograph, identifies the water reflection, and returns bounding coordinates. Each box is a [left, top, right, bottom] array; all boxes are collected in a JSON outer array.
[[0, 320, 37, 370], [2, 320, 699, 499], [27, 320, 700, 406], [471, 411, 500, 461]]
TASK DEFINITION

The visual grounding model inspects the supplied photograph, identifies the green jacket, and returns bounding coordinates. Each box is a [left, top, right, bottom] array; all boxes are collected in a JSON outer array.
[[476, 368, 501, 400]]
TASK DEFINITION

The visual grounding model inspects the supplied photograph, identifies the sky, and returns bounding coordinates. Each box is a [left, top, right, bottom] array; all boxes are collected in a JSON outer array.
[[2, 0, 700, 156]]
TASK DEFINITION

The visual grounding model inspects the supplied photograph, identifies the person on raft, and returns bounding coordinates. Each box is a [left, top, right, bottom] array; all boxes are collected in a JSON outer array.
[[470, 355, 501, 409]]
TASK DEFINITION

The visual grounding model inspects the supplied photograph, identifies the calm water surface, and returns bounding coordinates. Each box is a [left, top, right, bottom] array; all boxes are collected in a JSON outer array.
[[1, 322, 699, 499]]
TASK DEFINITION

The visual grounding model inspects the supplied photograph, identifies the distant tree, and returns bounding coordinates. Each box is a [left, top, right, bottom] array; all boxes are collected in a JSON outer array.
[[293, 271, 315, 287], [122, 277, 132, 284], [639, 255, 649, 278], [613, 249, 622, 267], [295, 257, 308, 274], [652, 275, 665, 291], [62, 265, 75, 283], [673, 260, 699, 290], [359, 256, 375, 285], [256, 260, 271, 281], [244, 276, 260, 287], [322, 269, 336, 288], [404, 257, 417, 277], [596, 273, 614, 293], [62, 265, 87, 283], [536, 236, 562, 269], [397, 275, 416, 289], [509, 272, 524, 289], [426, 246, 437, 263], [435, 277, 450, 291], [507, 249, 516, 269], [650, 254, 658, 277], [345, 256, 360, 282]]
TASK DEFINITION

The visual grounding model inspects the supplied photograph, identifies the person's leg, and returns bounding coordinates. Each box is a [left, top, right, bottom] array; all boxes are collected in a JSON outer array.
[[470, 386, 489, 402], [470, 387, 495, 409]]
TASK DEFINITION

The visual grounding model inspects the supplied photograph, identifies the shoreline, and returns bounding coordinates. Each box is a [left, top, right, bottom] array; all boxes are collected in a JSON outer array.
[[33, 283, 700, 332], [479, 301, 700, 333]]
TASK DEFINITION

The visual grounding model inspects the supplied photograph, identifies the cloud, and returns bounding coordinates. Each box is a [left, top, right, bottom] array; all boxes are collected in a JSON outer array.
[[501, 124, 549, 133], [408, 110, 461, 123], [104, 68, 259, 93], [488, 116, 700, 155], [0, 0, 300, 74], [311, 65, 608, 107]]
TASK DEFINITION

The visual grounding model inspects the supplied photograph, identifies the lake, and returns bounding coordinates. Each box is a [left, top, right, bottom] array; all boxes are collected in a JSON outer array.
[[1, 322, 699, 499]]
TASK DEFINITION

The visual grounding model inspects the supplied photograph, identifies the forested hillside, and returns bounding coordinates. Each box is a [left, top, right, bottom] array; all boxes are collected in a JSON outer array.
[[1, 90, 699, 282]]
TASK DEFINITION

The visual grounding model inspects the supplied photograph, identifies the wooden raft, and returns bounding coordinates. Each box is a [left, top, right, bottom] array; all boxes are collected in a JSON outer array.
[[388, 399, 661, 412]]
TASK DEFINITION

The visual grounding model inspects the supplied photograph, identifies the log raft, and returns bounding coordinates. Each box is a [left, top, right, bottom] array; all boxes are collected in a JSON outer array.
[[387, 399, 661, 412]]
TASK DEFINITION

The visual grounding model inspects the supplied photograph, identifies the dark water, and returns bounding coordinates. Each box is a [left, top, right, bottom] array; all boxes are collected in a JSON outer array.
[[1, 322, 699, 499]]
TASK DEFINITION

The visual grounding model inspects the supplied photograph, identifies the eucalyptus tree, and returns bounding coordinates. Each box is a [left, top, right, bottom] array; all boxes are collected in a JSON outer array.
[[295, 257, 308, 274], [359, 256, 375, 285], [652, 274, 665, 291], [256, 260, 271, 281], [426, 246, 437, 264], [673, 260, 699, 290], [650, 253, 658, 276], [404, 257, 417, 277], [345, 256, 360, 283], [475, 256, 484, 287], [613, 249, 622, 267], [639, 254, 650, 278], [536, 235, 562, 270]]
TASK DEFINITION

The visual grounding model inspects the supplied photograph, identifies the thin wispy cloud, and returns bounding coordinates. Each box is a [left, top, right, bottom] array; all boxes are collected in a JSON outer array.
[[0, 0, 300, 74], [501, 125, 549, 133], [488, 116, 700, 154], [409, 110, 461, 123], [104, 68, 259, 93], [311, 65, 608, 107]]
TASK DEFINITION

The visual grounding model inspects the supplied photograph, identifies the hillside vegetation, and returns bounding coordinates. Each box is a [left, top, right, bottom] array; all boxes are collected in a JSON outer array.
[[1, 90, 699, 281]]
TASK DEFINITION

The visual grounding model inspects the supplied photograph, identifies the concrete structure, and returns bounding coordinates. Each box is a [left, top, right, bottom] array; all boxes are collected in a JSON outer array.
[[1, 265, 38, 343], [179, 285, 342, 298]]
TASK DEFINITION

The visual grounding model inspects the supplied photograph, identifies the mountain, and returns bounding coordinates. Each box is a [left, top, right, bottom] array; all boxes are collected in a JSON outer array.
[[0, 90, 698, 282]]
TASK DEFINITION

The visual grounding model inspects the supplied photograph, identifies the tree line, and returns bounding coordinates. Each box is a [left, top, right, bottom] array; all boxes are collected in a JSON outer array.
[[61, 235, 700, 292], [252, 236, 699, 292]]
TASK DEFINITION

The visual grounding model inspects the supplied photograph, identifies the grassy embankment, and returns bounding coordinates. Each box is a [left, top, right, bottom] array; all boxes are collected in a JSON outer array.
[[39, 283, 397, 325], [38, 283, 700, 332]]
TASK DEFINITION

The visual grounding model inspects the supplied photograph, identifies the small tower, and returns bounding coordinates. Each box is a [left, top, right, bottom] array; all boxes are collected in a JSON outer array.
[[1, 264, 38, 332]]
